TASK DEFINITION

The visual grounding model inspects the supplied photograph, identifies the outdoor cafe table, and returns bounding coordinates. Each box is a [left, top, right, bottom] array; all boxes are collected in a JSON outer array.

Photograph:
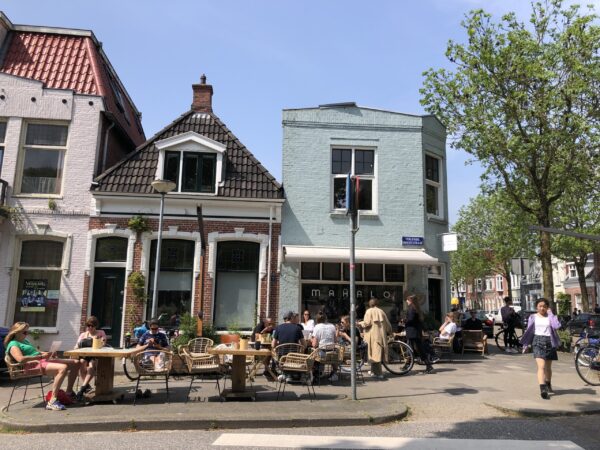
[[64, 347, 143, 402], [208, 347, 272, 400]]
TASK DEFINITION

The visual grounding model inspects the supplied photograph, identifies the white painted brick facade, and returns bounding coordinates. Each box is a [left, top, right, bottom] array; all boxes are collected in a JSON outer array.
[[0, 73, 103, 350]]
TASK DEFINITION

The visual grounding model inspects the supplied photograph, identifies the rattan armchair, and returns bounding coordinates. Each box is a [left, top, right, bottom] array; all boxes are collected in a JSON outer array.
[[180, 347, 225, 402], [314, 344, 344, 383], [131, 349, 173, 405], [432, 334, 455, 361], [180, 337, 214, 357], [3, 355, 48, 411], [277, 349, 317, 400], [462, 330, 488, 356]]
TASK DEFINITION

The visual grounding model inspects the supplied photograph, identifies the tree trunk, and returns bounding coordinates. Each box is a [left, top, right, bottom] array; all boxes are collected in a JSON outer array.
[[575, 254, 590, 312], [539, 229, 555, 306], [503, 262, 512, 300]]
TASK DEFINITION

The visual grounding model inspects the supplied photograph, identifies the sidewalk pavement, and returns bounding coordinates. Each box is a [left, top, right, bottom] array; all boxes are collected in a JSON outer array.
[[0, 343, 598, 432]]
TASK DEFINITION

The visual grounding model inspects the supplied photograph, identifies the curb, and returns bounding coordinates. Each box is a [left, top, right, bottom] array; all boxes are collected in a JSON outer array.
[[0, 401, 408, 433], [485, 402, 600, 418]]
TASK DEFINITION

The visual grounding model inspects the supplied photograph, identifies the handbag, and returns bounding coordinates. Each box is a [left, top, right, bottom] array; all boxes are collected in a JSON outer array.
[[77, 337, 93, 348]]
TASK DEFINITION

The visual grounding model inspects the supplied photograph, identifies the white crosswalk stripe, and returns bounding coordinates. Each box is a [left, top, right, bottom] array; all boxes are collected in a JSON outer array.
[[212, 433, 583, 449]]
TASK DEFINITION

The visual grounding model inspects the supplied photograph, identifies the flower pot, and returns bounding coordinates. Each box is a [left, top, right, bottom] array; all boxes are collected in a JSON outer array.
[[220, 333, 240, 345], [239, 338, 249, 350]]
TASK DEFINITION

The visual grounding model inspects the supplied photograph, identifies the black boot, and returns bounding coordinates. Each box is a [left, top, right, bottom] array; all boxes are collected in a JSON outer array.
[[545, 380, 553, 393], [540, 384, 549, 399], [75, 384, 90, 402]]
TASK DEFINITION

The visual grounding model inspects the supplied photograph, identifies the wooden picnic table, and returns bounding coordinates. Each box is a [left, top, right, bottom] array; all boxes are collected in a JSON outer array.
[[208, 347, 272, 400], [64, 347, 143, 402]]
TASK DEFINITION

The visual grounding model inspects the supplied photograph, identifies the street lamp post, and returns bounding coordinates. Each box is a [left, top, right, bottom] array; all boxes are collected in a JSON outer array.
[[150, 179, 176, 320]]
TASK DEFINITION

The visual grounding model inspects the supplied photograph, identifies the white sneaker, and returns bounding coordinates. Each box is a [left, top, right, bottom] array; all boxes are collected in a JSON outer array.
[[277, 374, 286, 382], [504, 348, 512, 353], [368, 371, 375, 377]]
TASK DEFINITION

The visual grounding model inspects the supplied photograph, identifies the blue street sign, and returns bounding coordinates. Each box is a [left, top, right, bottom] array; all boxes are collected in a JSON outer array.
[[402, 236, 424, 246]]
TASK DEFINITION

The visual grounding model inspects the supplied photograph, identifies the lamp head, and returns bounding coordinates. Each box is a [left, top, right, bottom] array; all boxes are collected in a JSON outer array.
[[151, 179, 176, 194]]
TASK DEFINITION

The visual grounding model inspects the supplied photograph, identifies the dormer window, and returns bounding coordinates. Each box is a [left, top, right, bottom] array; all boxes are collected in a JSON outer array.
[[155, 131, 225, 195]]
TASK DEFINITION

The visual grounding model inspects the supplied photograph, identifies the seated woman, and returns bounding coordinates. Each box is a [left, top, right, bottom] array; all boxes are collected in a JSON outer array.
[[4, 322, 81, 411], [311, 311, 339, 381], [75, 316, 107, 401], [337, 315, 361, 346], [438, 313, 457, 340]]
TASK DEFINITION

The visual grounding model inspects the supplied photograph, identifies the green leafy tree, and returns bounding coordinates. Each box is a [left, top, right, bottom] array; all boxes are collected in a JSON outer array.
[[421, 0, 600, 303], [452, 192, 535, 305]]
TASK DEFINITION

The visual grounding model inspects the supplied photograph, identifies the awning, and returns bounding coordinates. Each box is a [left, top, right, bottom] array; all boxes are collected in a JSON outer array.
[[283, 245, 438, 265]]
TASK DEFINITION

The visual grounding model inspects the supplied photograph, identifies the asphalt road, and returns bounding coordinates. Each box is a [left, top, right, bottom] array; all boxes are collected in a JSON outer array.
[[1, 416, 598, 449]]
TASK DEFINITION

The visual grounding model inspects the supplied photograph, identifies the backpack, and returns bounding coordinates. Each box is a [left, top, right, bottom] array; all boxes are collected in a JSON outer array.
[[45, 389, 73, 405]]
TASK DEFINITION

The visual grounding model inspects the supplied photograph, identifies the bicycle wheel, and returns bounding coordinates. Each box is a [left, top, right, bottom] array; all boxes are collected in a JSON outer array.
[[382, 341, 414, 376], [495, 329, 506, 351], [122, 356, 139, 381], [575, 345, 600, 386]]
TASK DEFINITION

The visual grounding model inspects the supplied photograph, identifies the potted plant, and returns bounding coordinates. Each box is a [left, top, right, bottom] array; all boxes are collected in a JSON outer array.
[[220, 321, 241, 347], [127, 215, 151, 235], [170, 313, 197, 374]]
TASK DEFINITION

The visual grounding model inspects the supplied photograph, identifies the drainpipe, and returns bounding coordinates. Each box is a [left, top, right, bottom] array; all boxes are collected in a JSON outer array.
[[266, 206, 273, 317], [101, 121, 115, 173]]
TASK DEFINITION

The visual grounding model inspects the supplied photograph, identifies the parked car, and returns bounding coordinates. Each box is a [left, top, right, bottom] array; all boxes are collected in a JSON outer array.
[[566, 313, 600, 336], [492, 310, 503, 324], [485, 311, 496, 323], [462, 311, 494, 338]]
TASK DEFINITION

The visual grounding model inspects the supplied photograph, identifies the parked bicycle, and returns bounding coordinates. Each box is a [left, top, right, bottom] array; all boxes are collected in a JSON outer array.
[[382, 338, 414, 375], [494, 323, 523, 352], [573, 327, 599, 358], [574, 342, 600, 386]]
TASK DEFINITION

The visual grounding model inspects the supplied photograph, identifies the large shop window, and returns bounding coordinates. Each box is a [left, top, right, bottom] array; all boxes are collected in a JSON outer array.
[[300, 262, 404, 326], [163, 150, 216, 193], [19, 123, 68, 195], [331, 148, 375, 212], [425, 154, 443, 218], [214, 241, 260, 330], [14, 240, 64, 327], [149, 239, 194, 326], [0, 121, 6, 175]]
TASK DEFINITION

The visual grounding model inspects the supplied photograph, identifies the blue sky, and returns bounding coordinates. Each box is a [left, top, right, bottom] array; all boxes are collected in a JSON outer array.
[[1, 0, 575, 223]]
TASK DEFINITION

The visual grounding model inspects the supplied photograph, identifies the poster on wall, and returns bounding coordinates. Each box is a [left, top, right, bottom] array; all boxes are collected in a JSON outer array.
[[20, 279, 47, 312]]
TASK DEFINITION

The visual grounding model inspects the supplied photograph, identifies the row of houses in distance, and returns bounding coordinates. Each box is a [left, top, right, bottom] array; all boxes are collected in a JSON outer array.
[[0, 12, 450, 350]]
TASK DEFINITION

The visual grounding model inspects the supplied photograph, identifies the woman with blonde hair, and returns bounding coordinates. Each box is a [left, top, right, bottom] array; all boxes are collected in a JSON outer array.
[[4, 322, 80, 410], [359, 297, 392, 379]]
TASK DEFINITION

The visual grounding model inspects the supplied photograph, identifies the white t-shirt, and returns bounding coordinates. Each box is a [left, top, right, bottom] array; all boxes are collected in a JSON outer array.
[[534, 315, 551, 336], [302, 319, 315, 332], [440, 322, 457, 339], [312, 323, 336, 348]]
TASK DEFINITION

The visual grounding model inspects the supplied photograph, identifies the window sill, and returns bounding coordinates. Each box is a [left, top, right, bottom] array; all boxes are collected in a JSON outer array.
[[426, 215, 447, 225], [12, 194, 63, 199], [29, 328, 59, 334], [330, 211, 379, 219]]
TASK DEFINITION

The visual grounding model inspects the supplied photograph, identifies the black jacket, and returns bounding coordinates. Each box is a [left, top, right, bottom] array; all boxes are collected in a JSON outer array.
[[404, 307, 423, 339]]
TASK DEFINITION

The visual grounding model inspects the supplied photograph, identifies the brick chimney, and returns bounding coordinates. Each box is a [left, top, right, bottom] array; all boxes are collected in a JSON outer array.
[[191, 74, 213, 113]]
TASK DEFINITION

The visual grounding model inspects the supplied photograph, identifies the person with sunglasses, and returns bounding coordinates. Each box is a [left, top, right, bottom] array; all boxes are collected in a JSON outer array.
[[74, 316, 106, 401], [4, 322, 81, 411], [136, 319, 169, 368]]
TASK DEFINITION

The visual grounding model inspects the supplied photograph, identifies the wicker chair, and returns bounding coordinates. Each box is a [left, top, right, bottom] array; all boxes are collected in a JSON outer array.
[[462, 330, 488, 356], [3, 354, 48, 411], [180, 347, 225, 402], [180, 337, 213, 357], [132, 349, 173, 405], [277, 349, 317, 400], [272, 343, 304, 375], [432, 335, 455, 361], [314, 344, 344, 383]]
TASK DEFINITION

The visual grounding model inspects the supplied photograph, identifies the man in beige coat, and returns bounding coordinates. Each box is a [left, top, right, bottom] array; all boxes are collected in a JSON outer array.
[[360, 297, 392, 379]]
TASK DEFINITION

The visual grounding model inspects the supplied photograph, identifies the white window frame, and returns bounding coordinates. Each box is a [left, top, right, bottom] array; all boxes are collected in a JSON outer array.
[[330, 146, 378, 214], [15, 121, 69, 197], [567, 264, 576, 278], [476, 278, 483, 292], [485, 277, 493, 291], [155, 131, 225, 196], [496, 275, 504, 291], [425, 153, 444, 219], [0, 120, 6, 176]]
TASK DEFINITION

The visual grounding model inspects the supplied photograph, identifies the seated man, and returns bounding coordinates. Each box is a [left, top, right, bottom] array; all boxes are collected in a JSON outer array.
[[438, 313, 457, 341], [273, 311, 305, 382], [251, 317, 274, 342], [136, 319, 169, 369], [463, 310, 483, 331]]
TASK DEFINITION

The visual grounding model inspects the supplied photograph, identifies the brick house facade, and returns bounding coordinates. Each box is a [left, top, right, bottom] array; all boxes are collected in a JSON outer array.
[[89, 77, 283, 343]]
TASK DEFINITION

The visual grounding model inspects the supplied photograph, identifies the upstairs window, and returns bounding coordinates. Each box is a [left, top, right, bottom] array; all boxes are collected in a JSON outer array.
[[485, 277, 493, 291], [496, 275, 504, 291], [0, 121, 6, 175], [19, 123, 68, 195], [425, 154, 443, 218], [332, 148, 375, 212], [164, 150, 217, 193]]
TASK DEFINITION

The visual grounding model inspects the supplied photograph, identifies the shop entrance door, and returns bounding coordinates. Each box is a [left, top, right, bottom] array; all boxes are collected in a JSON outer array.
[[91, 268, 125, 347], [428, 278, 442, 322]]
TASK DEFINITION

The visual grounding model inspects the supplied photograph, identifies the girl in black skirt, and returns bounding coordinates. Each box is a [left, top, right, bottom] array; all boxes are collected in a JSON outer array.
[[520, 298, 561, 399]]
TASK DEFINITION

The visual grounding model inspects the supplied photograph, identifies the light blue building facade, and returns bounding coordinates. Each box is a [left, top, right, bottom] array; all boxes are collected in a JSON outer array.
[[280, 103, 450, 325]]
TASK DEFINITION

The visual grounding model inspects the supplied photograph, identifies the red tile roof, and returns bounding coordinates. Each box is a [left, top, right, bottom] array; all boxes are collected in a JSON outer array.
[[0, 28, 145, 146]]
